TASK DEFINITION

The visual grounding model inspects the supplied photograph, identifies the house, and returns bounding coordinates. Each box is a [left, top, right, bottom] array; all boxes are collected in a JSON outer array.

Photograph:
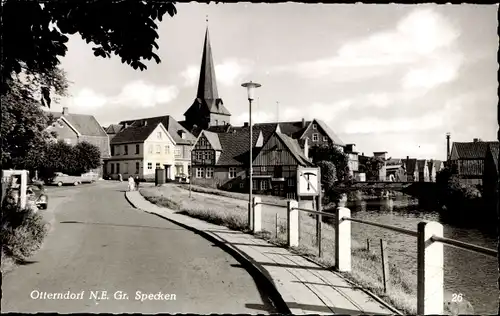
[[449, 139, 500, 185], [405, 157, 419, 182], [385, 158, 407, 181], [373, 151, 388, 181], [417, 159, 430, 182], [45, 107, 110, 177], [190, 126, 313, 198], [118, 115, 196, 180], [427, 159, 444, 182], [105, 122, 176, 180], [483, 143, 499, 209]]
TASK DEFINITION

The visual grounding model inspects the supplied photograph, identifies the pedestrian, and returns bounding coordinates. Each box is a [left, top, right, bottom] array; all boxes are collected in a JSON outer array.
[[118, 173, 123, 182], [134, 176, 140, 191], [128, 176, 135, 191]]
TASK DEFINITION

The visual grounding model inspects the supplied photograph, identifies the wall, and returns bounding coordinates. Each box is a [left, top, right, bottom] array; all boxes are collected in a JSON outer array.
[[112, 143, 144, 160], [106, 159, 144, 178], [143, 125, 176, 180], [209, 113, 231, 127]]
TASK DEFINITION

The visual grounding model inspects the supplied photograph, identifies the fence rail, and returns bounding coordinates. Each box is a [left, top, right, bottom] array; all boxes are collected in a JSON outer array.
[[430, 235, 497, 258], [249, 195, 498, 315]]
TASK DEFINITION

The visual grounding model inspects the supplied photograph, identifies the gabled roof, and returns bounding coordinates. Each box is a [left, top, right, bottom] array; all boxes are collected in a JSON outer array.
[[304, 119, 345, 146], [47, 112, 107, 137], [201, 130, 222, 151], [275, 132, 312, 166], [451, 141, 499, 160], [105, 124, 124, 134], [111, 122, 172, 144], [215, 129, 262, 166], [427, 159, 443, 173], [386, 158, 403, 166], [119, 115, 196, 145]]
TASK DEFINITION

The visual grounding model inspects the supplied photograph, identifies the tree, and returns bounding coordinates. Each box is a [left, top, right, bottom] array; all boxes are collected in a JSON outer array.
[[39, 141, 102, 179], [309, 144, 350, 183], [2, 0, 177, 103], [359, 156, 385, 180], [316, 161, 337, 193]]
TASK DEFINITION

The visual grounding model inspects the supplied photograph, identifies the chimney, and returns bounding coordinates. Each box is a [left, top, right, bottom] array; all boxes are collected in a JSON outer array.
[[446, 132, 451, 161], [303, 138, 309, 159], [301, 118, 306, 128], [473, 138, 479, 143], [243, 122, 249, 127], [62, 107, 68, 115]]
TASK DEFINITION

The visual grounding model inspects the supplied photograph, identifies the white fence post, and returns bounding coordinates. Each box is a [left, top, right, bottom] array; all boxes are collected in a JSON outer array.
[[417, 221, 444, 315], [252, 197, 262, 233], [335, 207, 351, 272], [248, 201, 253, 231], [287, 200, 299, 247]]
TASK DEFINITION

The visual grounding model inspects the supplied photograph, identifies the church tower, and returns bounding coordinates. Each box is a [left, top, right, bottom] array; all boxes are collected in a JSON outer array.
[[183, 27, 231, 131]]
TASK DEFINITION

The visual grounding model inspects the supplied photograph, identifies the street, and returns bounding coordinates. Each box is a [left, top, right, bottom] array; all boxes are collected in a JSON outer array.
[[1, 181, 277, 314]]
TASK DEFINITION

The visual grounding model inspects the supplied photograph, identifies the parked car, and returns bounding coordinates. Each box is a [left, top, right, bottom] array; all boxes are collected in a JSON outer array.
[[49, 172, 82, 186], [80, 171, 99, 183], [26, 182, 48, 210]]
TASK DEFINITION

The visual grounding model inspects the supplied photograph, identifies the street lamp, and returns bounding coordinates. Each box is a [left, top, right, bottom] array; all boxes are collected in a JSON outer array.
[[241, 81, 261, 230]]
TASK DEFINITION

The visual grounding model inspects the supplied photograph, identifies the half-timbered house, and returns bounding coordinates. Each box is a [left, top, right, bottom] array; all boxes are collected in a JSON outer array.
[[405, 158, 419, 182], [417, 159, 430, 182]]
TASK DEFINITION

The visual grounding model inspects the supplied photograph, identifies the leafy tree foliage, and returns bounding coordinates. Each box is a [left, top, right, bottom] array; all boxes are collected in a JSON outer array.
[[2, 0, 177, 102], [359, 156, 385, 180], [39, 141, 102, 179], [316, 161, 337, 193], [309, 144, 350, 183]]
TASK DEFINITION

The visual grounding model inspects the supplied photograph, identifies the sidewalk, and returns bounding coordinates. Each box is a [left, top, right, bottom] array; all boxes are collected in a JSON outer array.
[[125, 191, 397, 315]]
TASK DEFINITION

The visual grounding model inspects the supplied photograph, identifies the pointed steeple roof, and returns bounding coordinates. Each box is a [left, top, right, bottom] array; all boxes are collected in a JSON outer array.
[[197, 27, 219, 100]]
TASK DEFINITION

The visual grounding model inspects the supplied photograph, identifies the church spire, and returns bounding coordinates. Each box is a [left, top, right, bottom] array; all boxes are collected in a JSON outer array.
[[196, 26, 219, 100]]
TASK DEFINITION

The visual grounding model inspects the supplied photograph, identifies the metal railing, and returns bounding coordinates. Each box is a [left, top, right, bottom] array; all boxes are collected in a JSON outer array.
[[250, 196, 497, 315]]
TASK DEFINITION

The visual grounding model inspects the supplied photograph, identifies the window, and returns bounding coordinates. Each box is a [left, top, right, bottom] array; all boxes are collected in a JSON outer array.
[[261, 166, 267, 172], [124, 163, 129, 173], [252, 179, 258, 188], [156, 163, 160, 169], [110, 163, 115, 174], [222, 121, 226, 125], [196, 167, 205, 178], [261, 180, 268, 190], [215, 120, 218, 125], [147, 162, 152, 170], [199, 138, 207, 147], [188, 165, 191, 176], [288, 178, 294, 186], [148, 145, 153, 154], [135, 144, 140, 154], [116, 163, 120, 174], [124, 145, 128, 155], [240, 183, 244, 188], [202, 151, 207, 160], [175, 149, 182, 158], [206, 167, 214, 178], [323, 136, 328, 142], [312, 133, 319, 142], [229, 167, 237, 179], [111, 146, 115, 156], [313, 124, 317, 129], [156, 145, 161, 153], [135, 162, 140, 174], [157, 132, 162, 139]]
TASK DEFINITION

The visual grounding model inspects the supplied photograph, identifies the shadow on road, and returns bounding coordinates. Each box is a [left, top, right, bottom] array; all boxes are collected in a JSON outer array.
[[246, 302, 387, 315], [59, 221, 192, 232], [292, 280, 363, 290]]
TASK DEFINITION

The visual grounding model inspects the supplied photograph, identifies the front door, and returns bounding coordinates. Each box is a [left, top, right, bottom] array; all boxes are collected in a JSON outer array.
[[164, 165, 170, 180]]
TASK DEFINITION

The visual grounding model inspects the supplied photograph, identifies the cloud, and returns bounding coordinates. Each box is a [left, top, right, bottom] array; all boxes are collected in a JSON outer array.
[[342, 112, 446, 134], [111, 80, 179, 108], [273, 7, 461, 89], [180, 59, 254, 87], [67, 80, 179, 110], [71, 88, 108, 109]]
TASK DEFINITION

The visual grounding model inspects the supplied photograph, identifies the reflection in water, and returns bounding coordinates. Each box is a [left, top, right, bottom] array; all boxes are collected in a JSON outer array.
[[345, 196, 497, 315]]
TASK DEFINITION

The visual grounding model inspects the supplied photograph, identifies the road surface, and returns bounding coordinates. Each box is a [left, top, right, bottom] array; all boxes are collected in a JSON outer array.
[[1, 181, 278, 314]]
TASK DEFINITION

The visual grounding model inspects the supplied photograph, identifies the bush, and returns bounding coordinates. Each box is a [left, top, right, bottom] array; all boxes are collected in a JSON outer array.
[[1, 188, 48, 261]]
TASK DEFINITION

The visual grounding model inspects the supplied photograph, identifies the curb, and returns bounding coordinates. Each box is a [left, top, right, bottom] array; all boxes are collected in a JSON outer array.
[[124, 192, 292, 315]]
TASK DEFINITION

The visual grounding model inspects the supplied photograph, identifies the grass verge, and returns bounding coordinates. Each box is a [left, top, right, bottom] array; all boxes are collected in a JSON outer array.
[[140, 184, 473, 315]]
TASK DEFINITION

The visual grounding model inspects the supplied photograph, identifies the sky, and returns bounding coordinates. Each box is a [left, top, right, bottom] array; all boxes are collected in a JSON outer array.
[[55, 3, 498, 161]]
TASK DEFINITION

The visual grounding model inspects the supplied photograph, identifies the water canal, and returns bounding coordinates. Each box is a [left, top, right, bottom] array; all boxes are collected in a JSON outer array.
[[345, 196, 497, 314]]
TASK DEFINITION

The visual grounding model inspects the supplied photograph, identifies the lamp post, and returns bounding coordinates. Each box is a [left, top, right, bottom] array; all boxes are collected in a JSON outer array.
[[241, 81, 261, 230]]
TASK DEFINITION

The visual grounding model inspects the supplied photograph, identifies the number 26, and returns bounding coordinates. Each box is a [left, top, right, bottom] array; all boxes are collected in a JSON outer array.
[[452, 293, 463, 302]]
